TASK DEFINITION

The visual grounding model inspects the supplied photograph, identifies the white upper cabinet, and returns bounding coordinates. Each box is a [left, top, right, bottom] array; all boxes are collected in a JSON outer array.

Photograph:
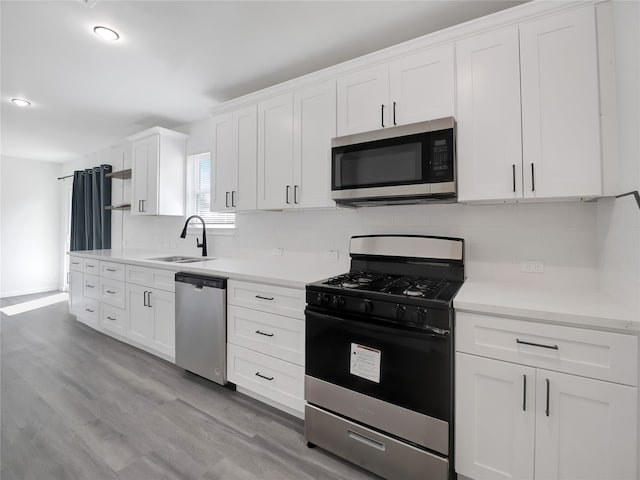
[[389, 45, 454, 126], [520, 7, 601, 199], [337, 45, 455, 136], [234, 105, 258, 211], [127, 127, 188, 216], [293, 81, 336, 209], [257, 93, 295, 210], [457, 6, 602, 202], [209, 113, 234, 212], [456, 27, 523, 202], [210, 106, 258, 212], [337, 64, 389, 136]]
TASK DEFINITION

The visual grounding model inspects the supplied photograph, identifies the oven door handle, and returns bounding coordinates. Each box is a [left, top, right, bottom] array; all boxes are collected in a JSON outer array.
[[306, 307, 450, 338]]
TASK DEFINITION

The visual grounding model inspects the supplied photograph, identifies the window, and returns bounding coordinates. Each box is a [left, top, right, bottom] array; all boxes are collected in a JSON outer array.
[[187, 153, 235, 228]]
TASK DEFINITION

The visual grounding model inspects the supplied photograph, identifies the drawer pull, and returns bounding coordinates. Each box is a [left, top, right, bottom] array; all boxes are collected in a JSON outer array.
[[71, 261, 80, 265], [347, 429, 386, 451], [255, 330, 274, 337], [106, 290, 116, 294], [106, 316, 116, 321], [255, 372, 274, 381], [85, 308, 94, 313], [516, 339, 559, 350], [522, 374, 527, 411], [545, 378, 550, 417], [106, 268, 117, 272], [255, 295, 274, 301], [86, 284, 95, 289], [86, 264, 95, 268]]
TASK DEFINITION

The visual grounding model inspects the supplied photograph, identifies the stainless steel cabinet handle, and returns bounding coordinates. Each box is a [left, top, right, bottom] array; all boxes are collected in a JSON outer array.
[[143, 290, 148, 307], [512, 164, 516, 192], [85, 308, 94, 313], [106, 290, 116, 294], [225, 191, 230, 208], [294, 185, 299, 204], [86, 284, 95, 288], [531, 163, 535, 192], [381, 104, 385, 128], [138, 200, 142, 212], [71, 261, 80, 265], [545, 378, 550, 417], [255, 372, 274, 381], [86, 264, 95, 268], [106, 268, 116, 272], [347, 429, 386, 451], [231, 191, 236, 207], [516, 339, 559, 350], [286, 185, 291, 204], [106, 316, 116, 321], [255, 295, 274, 301], [255, 330, 275, 337], [147, 291, 152, 308], [393, 101, 397, 126], [142, 199, 146, 212], [522, 374, 527, 411]]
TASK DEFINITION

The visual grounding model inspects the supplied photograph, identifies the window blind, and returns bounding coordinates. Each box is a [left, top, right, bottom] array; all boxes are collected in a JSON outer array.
[[191, 153, 235, 226]]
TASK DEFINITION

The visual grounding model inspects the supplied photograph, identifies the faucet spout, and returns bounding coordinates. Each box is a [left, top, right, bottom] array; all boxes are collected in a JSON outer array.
[[180, 215, 208, 257]]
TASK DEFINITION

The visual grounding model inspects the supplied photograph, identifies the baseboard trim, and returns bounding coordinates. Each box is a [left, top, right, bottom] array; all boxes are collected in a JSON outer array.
[[0, 286, 60, 299]]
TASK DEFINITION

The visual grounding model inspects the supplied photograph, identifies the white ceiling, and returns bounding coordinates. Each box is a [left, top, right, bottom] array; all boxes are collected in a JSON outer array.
[[1, 0, 525, 163]]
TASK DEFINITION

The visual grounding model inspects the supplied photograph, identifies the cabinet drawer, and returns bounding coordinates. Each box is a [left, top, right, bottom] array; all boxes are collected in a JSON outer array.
[[456, 312, 638, 386], [100, 278, 126, 309], [227, 305, 304, 366], [100, 303, 126, 336], [69, 256, 84, 272], [227, 344, 304, 412], [83, 274, 100, 300], [227, 280, 304, 319], [125, 265, 175, 292], [81, 298, 99, 325], [83, 258, 99, 273], [100, 261, 125, 281]]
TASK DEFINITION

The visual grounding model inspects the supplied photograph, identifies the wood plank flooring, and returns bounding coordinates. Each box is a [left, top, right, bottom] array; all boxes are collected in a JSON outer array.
[[1, 292, 378, 480]]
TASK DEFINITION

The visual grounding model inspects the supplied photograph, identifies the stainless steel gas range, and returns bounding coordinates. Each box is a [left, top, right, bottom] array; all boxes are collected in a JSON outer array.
[[304, 234, 464, 480]]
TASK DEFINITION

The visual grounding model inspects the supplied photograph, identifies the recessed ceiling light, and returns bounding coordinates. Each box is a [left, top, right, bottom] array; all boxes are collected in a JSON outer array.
[[93, 26, 119, 41], [11, 98, 31, 107]]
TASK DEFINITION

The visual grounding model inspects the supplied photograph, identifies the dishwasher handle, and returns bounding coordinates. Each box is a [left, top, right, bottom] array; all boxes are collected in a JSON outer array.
[[175, 272, 227, 289]]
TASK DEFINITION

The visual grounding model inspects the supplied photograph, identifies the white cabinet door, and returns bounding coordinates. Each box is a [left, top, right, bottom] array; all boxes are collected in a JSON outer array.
[[149, 288, 175, 358], [535, 370, 637, 480], [257, 93, 294, 209], [293, 81, 336, 209], [234, 104, 258, 211], [69, 270, 84, 316], [337, 64, 389, 136], [520, 7, 601, 199], [131, 135, 159, 215], [389, 45, 454, 126], [456, 27, 523, 202], [210, 113, 234, 212], [126, 283, 153, 347], [455, 353, 535, 480]]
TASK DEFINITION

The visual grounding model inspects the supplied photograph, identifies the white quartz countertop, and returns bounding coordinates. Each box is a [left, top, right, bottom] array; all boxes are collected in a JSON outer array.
[[454, 279, 640, 333], [69, 249, 346, 289]]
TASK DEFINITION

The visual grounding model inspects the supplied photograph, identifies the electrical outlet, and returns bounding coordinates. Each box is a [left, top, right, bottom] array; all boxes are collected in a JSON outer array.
[[325, 250, 339, 260], [271, 248, 283, 256], [520, 260, 545, 273]]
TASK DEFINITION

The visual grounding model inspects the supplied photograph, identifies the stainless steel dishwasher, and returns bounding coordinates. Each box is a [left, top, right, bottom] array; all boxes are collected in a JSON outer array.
[[175, 272, 227, 385]]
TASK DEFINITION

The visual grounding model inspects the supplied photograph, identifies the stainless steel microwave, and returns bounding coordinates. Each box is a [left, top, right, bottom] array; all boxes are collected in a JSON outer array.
[[331, 117, 456, 206]]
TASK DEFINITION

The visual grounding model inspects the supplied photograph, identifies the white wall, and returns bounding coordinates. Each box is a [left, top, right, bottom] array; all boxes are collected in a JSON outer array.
[[0, 156, 61, 297], [597, 1, 640, 313]]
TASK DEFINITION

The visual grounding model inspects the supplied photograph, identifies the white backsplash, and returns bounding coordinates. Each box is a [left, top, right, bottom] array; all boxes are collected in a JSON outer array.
[[121, 201, 599, 289]]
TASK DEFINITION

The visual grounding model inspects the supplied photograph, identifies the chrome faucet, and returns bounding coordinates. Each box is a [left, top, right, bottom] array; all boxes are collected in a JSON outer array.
[[180, 215, 207, 257]]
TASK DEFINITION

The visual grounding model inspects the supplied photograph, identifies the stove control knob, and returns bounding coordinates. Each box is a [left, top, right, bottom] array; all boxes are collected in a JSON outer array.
[[317, 293, 330, 306], [360, 300, 373, 313], [416, 307, 428, 321], [395, 304, 406, 319], [332, 296, 345, 308]]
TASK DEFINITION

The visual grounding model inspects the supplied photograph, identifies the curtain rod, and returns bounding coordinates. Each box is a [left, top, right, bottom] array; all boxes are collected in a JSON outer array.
[[58, 174, 73, 180]]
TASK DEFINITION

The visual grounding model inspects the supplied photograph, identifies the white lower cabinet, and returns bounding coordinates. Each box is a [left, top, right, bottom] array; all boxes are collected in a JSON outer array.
[[455, 313, 638, 480], [100, 302, 127, 336], [68, 269, 84, 316], [125, 282, 175, 358]]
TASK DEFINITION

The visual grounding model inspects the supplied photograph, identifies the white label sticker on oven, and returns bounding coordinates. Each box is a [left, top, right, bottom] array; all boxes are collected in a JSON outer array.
[[350, 343, 381, 383]]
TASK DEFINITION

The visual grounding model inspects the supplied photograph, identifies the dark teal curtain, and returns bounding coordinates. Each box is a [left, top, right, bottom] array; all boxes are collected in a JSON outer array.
[[70, 165, 112, 251]]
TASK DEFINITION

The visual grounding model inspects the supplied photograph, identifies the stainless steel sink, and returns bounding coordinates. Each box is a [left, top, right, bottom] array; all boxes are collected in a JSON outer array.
[[149, 256, 215, 263]]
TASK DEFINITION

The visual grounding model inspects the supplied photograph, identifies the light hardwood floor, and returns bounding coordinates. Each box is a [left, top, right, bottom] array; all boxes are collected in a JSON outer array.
[[1, 292, 378, 480]]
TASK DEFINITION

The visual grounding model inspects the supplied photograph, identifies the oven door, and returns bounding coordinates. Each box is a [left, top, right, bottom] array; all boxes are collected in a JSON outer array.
[[305, 307, 451, 422]]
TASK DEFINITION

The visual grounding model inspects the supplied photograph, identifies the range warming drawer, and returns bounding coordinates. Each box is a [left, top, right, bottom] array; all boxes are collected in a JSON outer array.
[[305, 404, 449, 480]]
